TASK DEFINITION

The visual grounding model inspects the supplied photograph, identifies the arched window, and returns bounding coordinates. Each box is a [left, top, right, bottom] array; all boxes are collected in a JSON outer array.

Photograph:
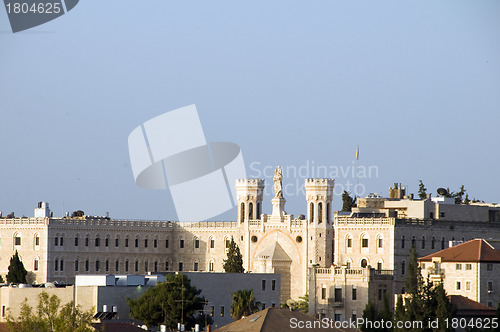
[[327, 203, 331, 224], [209, 260, 215, 272], [34, 233, 40, 248], [318, 202, 323, 224], [441, 237, 446, 249], [361, 259, 368, 268], [240, 202, 245, 222], [411, 236, 416, 248], [95, 235, 100, 247], [34, 257, 39, 271], [309, 202, 314, 222], [13, 232, 21, 246], [401, 235, 405, 249], [401, 261, 406, 275], [377, 260, 383, 270], [257, 202, 261, 218], [194, 236, 200, 249], [361, 233, 369, 249], [431, 237, 436, 249], [345, 234, 352, 248], [376, 234, 383, 249], [421, 236, 426, 249], [209, 236, 215, 249], [249, 202, 253, 220]]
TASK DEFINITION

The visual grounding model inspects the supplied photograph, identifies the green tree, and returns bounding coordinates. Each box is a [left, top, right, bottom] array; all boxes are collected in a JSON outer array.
[[342, 190, 357, 212], [127, 274, 206, 330], [393, 295, 405, 332], [418, 180, 427, 199], [361, 298, 392, 332], [454, 185, 466, 204], [434, 283, 453, 332], [230, 289, 259, 320], [7, 292, 94, 332], [223, 237, 244, 273], [296, 294, 309, 314], [6, 251, 27, 284]]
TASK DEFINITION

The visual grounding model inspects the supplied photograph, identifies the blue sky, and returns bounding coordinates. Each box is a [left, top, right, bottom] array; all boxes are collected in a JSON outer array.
[[1, 0, 499, 220]]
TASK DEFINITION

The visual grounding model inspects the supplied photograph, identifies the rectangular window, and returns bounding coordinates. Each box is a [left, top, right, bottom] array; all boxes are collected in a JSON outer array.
[[145, 261, 148, 272], [125, 261, 129, 272], [456, 281, 461, 290], [144, 239, 148, 248], [165, 262, 169, 271], [115, 260, 119, 272], [210, 239, 215, 248], [60, 259, 64, 271], [35, 237, 40, 246], [75, 237, 79, 246], [261, 303, 266, 310], [85, 260, 89, 272], [321, 286, 326, 299], [135, 261, 138, 272], [96, 261, 100, 271], [105, 238, 109, 247], [210, 306, 214, 317], [34, 260, 39, 271], [362, 239, 368, 248], [272, 303, 276, 308], [95, 238, 100, 247], [55, 259, 58, 271], [194, 262, 199, 271], [352, 287, 357, 300], [135, 239, 139, 248], [466, 281, 471, 291], [377, 238, 383, 248], [262, 280, 266, 291], [488, 281, 493, 292], [220, 306, 225, 317], [456, 264, 462, 270], [352, 312, 357, 322], [125, 238, 129, 247], [60, 237, 63, 246], [272, 280, 276, 291], [166, 239, 169, 248], [75, 260, 79, 272], [347, 238, 352, 248], [2, 305, 6, 318], [225, 239, 230, 248], [85, 238, 89, 247], [55, 237, 58, 246], [15, 237, 21, 246], [115, 238, 119, 247], [334, 288, 342, 302], [179, 262, 183, 271], [487, 264, 493, 271], [195, 239, 200, 248], [105, 260, 109, 272], [440, 212, 445, 218], [180, 239, 184, 248], [154, 261, 158, 272], [154, 239, 157, 248]]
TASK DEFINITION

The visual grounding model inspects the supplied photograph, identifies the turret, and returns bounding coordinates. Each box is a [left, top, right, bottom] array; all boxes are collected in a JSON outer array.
[[235, 179, 265, 222]]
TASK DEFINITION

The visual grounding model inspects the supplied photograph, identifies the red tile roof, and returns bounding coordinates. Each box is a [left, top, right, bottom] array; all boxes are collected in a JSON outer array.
[[418, 239, 500, 263], [449, 295, 496, 317]]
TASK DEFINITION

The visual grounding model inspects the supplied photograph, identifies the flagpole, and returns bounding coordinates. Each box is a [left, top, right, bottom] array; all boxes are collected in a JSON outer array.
[[356, 145, 359, 201]]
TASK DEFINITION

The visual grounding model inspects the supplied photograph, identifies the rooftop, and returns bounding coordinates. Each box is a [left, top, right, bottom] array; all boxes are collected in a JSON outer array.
[[418, 239, 500, 263]]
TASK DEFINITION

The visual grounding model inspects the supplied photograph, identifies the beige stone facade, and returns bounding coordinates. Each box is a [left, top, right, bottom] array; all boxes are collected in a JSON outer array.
[[2, 179, 500, 320]]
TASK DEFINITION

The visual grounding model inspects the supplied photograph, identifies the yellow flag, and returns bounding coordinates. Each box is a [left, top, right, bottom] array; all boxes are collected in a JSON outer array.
[[356, 146, 359, 160]]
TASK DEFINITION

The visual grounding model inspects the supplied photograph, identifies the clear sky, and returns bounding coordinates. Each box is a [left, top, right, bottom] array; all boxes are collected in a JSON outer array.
[[1, 0, 499, 220]]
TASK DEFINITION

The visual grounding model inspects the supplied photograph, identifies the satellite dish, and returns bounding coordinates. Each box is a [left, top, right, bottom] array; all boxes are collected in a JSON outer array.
[[437, 188, 448, 196]]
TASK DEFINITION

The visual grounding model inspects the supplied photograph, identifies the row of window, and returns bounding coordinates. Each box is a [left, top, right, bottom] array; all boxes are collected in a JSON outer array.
[[344, 259, 384, 270], [53, 259, 217, 273], [344, 234, 470, 251]]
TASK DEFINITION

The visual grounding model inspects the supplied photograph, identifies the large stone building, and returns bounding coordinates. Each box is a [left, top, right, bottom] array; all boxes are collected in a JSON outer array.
[[419, 239, 500, 308], [0, 169, 334, 304], [2, 173, 500, 320]]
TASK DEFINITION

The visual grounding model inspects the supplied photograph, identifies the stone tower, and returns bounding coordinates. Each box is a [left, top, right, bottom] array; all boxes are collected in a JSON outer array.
[[305, 178, 335, 267], [235, 179, 265, 223]]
